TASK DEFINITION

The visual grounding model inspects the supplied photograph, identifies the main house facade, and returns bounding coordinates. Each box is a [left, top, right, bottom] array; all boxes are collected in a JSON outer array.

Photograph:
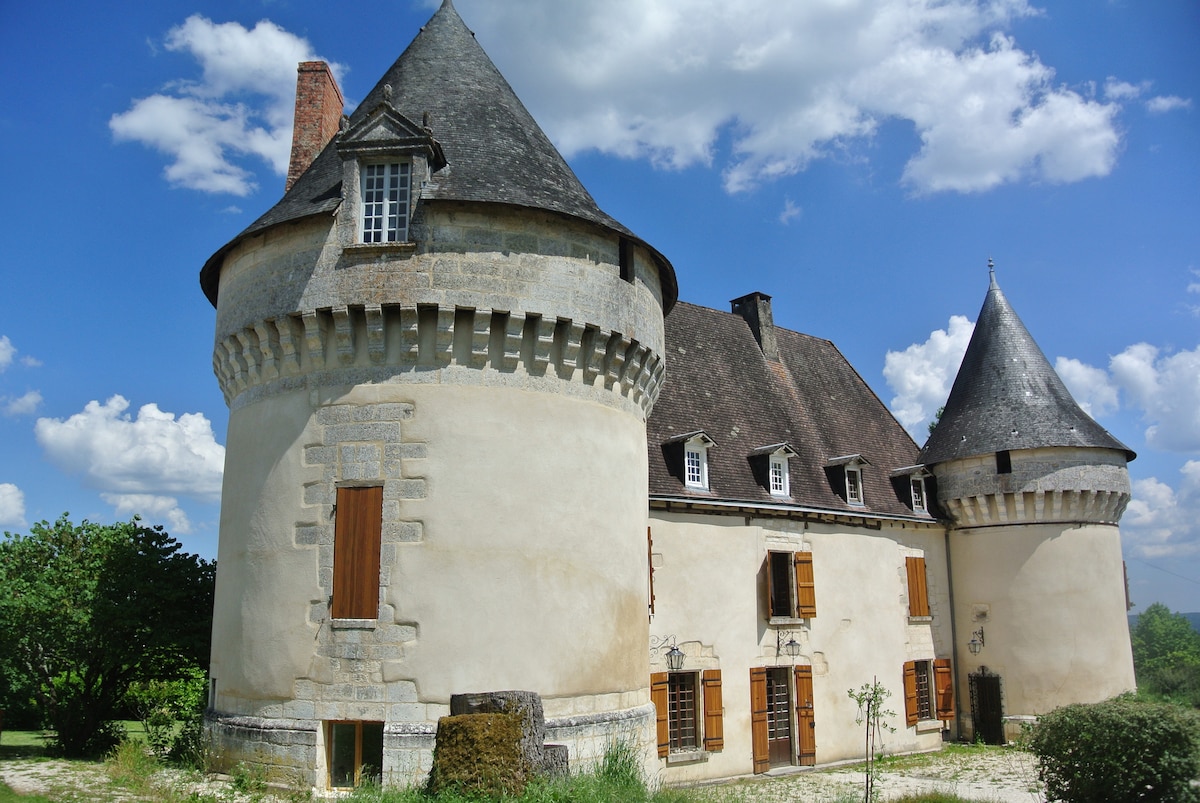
[[199, 1, 1136, 791]]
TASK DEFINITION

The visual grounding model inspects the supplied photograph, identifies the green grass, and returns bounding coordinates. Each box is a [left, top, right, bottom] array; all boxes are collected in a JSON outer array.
[[0, 783, 55, 803]]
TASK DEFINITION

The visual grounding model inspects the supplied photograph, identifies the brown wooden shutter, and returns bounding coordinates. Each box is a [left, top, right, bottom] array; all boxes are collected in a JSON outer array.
[[906, 556, 930, 617], [647, 527, 655, 618], [750, 667, 770, 773], [702, 670, 724, 751], [934, 658, 954, 720], [902, 661, 919, 726], [795, 552, 816, 618], [651, 672, 670, 758], [332, 486, 383, 619], [794, 665, 816, 766]]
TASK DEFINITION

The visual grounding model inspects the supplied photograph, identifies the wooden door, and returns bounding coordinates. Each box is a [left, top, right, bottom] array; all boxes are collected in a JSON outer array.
[[794, 665, 816, 766], [765, 668, 792, 765], [750, 668, 770, 773]]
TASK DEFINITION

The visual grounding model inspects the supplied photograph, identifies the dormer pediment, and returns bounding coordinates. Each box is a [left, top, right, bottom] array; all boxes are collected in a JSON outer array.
[[337, 101, 447, 170]]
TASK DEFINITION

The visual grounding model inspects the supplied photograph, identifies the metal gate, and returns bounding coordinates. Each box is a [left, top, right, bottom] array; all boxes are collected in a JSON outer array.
[[968, 668, 1004, 745]]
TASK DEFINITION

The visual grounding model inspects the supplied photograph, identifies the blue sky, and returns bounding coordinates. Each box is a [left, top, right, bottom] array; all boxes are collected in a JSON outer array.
[[1, 0, 1196, 613]]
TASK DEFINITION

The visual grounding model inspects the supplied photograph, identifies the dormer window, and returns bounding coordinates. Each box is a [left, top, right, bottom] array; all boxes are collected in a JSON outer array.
[[890, 465, 933, 514], [361, 162, 411, 243], [826, 454, 871, 507], [665, 431, 716, 491], [750, 443, 797, 498]]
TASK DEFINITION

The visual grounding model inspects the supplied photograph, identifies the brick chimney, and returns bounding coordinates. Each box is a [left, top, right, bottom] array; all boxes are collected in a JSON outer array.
[[286, 61, 344, 192], [731, 291, 779, 361]]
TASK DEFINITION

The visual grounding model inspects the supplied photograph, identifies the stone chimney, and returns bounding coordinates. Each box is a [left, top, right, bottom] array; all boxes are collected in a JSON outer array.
[[286, 61, 345, 192], [731, 291, 779, 361]]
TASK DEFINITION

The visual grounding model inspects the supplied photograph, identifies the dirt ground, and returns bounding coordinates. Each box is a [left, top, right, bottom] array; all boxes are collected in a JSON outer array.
[[0, 744, 1044, 802]]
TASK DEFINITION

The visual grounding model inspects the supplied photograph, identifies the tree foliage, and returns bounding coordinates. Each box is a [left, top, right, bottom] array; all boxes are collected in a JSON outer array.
[[1029, 696, 1200, 802], [1131, 602, 1200, 705], [0, 515, 214, 756]]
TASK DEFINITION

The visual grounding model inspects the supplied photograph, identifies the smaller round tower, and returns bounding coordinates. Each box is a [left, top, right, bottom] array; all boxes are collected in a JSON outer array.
[[920, 268, 1136, 743]]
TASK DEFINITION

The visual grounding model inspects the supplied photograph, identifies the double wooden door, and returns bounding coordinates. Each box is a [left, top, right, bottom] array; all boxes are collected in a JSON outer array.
[[751, 665, 816, 772]]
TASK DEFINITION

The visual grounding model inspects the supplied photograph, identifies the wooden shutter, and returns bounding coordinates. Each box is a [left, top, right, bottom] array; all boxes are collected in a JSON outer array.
[[794, 665, 816, 766], [934, 658, 954, 720], [902, 661, 919, 726], [750, 667, 770, 773], [906, 556, 930, 617], [651, 672, 669, 758], [795, 552, 816, 618], [332, 486, 383, 619], [702, 670, 724, 751]]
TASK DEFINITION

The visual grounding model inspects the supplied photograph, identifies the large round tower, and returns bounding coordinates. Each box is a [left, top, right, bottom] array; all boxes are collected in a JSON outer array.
[[920, 270, 1136, 743], [200, 1, 676, 788]]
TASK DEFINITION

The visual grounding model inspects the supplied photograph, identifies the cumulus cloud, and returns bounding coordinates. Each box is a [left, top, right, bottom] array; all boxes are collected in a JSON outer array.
[[0, 337, 13, 371], [460, 0, 1123, 194], [883, 315, 975, 438], [102, 493, 193, 535], [111, 15, 339, 196], [1123, 462, 1200, 559], [0, 484, 25, 529], [2, 390, 43, 417], [34, 395, 225, 502], [1110, 344, 1200, 451], [1147, 95, 1193, 114], [1055, 357, 1119, 418]]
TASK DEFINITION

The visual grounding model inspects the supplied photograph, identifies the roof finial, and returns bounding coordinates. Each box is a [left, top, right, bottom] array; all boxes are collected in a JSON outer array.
[[988, 257, 997, 289]]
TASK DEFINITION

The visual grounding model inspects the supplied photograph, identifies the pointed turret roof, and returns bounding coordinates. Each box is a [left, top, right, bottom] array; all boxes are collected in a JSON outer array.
[[201, 0, 677, 307], [919, 270, 1134, 465]]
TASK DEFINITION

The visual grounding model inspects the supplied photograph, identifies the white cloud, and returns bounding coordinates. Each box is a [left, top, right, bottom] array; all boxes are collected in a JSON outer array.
[[0, 337, 13, 371], [884, 315, 975, 438], [460, 0, 1123, 194], [1124, 462, 1200, 559], [1103, 78, 1146, 101], [779, 198, 802, 225], [1055, 356, 1119, 418], [1147, 95, 1192, 114], [1109, 344, 1200, 452], [2, 390, 43, 416], [34, 395, 225, 502], [102, 493, 193, 535], [0, 484, 25, 529], [111, 15, 340, 196]]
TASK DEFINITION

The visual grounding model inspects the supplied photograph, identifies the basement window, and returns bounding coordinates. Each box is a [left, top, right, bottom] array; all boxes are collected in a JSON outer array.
[[328, 721, 384, 788]]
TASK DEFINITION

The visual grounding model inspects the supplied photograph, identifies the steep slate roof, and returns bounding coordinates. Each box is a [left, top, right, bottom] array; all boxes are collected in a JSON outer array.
[[201, 0, 677, 308], [647, 302, 929, 519], [920, 273, 1134, 465]]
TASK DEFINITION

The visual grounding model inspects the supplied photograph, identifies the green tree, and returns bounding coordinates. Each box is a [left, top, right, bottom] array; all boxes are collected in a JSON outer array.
[[0, 515, 214, 756], [1132, 603, 1200, 674]]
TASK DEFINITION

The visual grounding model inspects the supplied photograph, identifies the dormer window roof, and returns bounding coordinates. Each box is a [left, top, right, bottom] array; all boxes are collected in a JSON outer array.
[[750, 443, 797, 497]]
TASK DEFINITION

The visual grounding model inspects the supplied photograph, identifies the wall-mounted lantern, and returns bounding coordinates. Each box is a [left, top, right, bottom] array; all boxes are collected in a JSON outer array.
[[651, 635, 686, 671], [776, 630, 802, 659], [967, 626, 986, 656]]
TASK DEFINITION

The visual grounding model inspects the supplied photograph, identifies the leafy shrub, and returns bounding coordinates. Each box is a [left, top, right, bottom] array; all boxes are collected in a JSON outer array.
[[1028, 696, 1200, 802]]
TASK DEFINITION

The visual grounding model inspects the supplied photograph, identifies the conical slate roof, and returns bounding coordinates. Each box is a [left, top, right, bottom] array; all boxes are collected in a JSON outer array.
[[919, 272, 1134, 465], [201, 0, 677, 307]]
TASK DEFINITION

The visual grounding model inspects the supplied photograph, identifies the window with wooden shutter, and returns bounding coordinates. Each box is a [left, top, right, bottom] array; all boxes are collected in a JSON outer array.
[[795, 552, 816, 618], [651, 672, 669, 758], [906, 556, 930, 617], [903, 661, 919, 726], [750, 667, 770, 774], [934, 658, 954, 720], [702, 670, 724, 751], [332, 486, 383, 619]]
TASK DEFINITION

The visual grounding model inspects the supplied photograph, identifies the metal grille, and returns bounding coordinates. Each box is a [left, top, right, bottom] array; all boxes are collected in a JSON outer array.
[[766, 669, 792, 741], [668, 673, 697, 750], [915, 660, 932, 720]]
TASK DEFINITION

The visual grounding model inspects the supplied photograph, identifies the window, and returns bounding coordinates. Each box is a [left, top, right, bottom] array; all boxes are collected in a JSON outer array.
[[845, 466, 863, 505], [906, 556, 930, 618], [769, 455, 789, 496], [910, 477, 927, 512], [903, 659, 954, 726], [619, 237, 634, 282], [996, 450, 1012, 475], [327, 720, 384, 788], [651, 670, 723, 757], [768, 551, 816, 619], [685, 445, 707, 488], [332, 486, 383, 619], [361, 162, 411, 243]]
